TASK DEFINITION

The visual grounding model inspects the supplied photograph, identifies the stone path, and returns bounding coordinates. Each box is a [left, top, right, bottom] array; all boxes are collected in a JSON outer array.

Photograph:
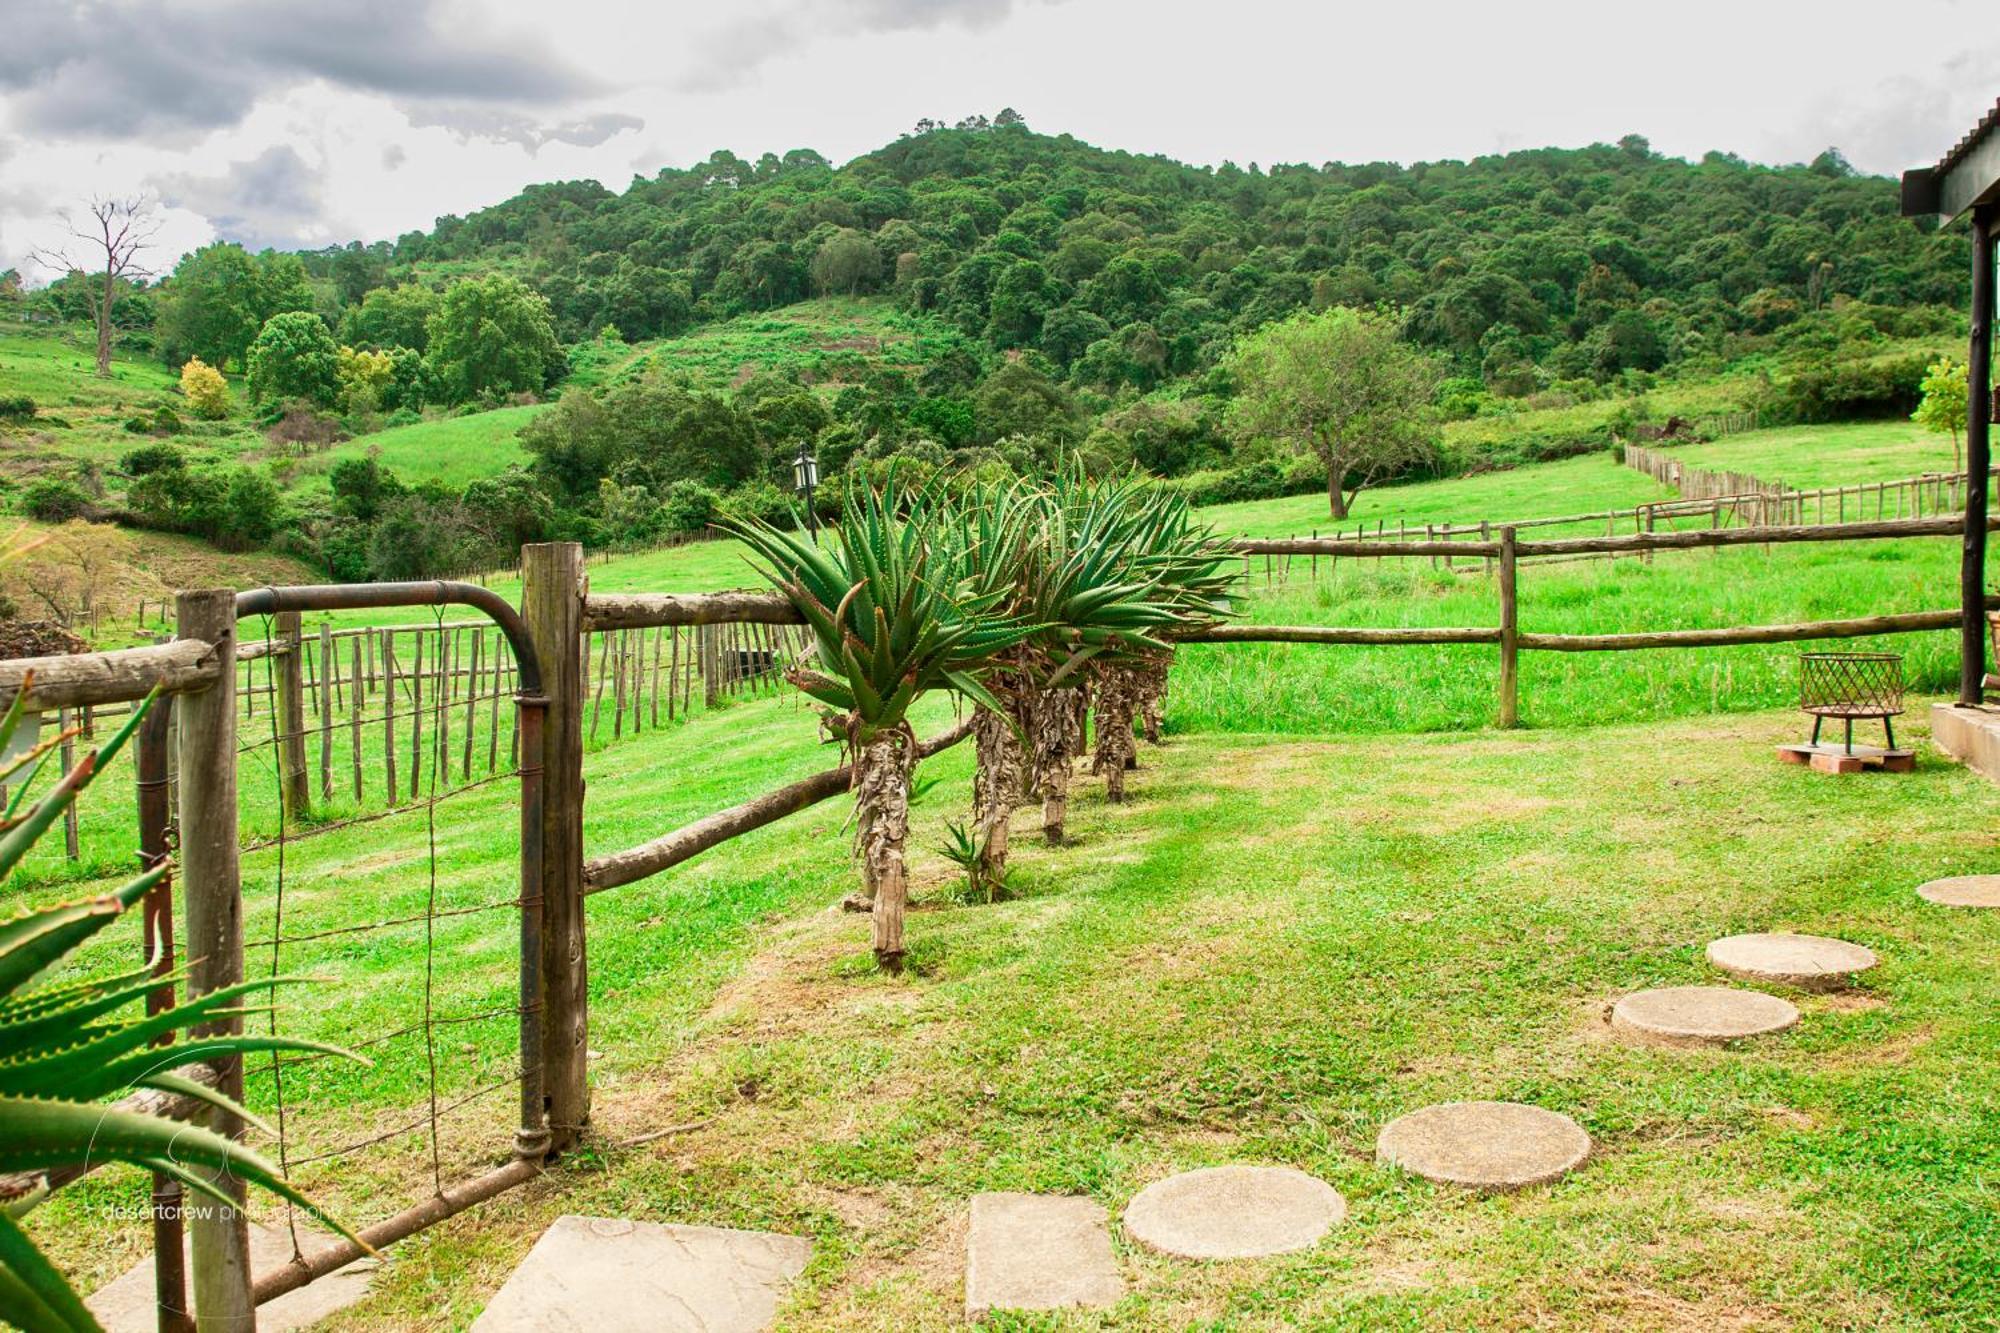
[[1376, 1101, 1591, 1191], [1612, 985, 1799, 1045], [1707, 932, 1877, 990], [470, 1216, 810, 1333], [1122, 1165, 1345, 1260], [965, 1193, 1124, 1318], [89, 1220, 375, 1333], [1917, 874, 2000, 907]]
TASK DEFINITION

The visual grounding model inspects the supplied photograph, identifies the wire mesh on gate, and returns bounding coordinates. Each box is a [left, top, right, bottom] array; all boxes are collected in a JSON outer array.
[[233, 610, 531, 1262]]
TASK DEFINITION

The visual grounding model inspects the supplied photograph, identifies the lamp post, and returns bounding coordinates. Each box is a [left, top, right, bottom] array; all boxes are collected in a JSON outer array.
[[792, 443, 820, 541]]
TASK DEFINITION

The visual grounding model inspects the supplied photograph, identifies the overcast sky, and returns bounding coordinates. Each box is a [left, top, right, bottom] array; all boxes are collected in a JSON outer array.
[[4, 0, 1996, 279]]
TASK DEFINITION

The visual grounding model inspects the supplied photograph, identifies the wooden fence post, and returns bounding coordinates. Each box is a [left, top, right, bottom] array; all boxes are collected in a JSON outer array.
[[318, 623, 334, 803], [521, 542, 590, 1150], [1497, 527, 1519, 729], [176, 588, 255, 1330], [274, 610, 310, 818]]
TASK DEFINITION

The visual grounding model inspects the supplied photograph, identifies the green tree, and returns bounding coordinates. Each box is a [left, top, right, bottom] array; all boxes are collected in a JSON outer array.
[[159, 243, 265, 370], [1913, 357, 1970, 472], [1224, 306, 1443, 519], [810, 229, 883, 296], [246, 311, 341, 407], [338, 283, 440, 352], [424, 274, 562, 404]]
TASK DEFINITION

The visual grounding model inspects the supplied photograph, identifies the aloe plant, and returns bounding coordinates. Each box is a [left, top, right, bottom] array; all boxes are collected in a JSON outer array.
[[0, 686, 363, 1333], [724, 479, 1034, 969]]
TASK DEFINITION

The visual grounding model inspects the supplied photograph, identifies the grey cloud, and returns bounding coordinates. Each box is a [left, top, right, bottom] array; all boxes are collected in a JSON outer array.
[[153, 145, 327, 252], [381, 144, 407, 170], [403, 105, 645, 150], [1769, 50, 2000, 175], [0, 1, 601, 139], [678, 0, 1040, 93]]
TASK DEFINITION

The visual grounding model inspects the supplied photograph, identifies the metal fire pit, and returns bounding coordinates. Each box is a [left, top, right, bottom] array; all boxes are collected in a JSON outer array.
[[1799, 651, 1905, 753]]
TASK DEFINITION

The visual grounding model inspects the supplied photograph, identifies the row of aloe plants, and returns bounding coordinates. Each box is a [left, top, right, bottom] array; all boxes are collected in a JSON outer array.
[[725, 468, 1237, 970]]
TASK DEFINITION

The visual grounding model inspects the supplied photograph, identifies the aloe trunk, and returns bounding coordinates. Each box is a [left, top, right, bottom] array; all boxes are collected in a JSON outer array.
[[855, 730, 914, 969], [972, 704, 1023, 884], [1135, 651, 1173, 745], [1031, 685, 1083, 843], [1092, 667, 1139, 801]]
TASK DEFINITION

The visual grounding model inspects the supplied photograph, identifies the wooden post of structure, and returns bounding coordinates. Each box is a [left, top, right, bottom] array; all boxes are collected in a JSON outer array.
[[57, 708, 78, 860], [175, 589, 255, 1330], [520, 542, 589, 1150], [274, 610, 310, 819], [1961, 204, 1995, 705], [317, 623, 334, 802], [1497, 526, 1519, 729]]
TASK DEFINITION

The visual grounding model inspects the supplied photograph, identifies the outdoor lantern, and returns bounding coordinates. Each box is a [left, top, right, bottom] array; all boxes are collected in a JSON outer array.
[[792, 444, 820, 538]]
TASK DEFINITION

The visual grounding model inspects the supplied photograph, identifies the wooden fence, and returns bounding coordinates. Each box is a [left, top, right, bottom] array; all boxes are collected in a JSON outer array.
[[1229, 514, 1996, 726]]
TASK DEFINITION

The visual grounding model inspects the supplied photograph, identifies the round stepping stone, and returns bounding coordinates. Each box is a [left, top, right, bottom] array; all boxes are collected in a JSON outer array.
[[1376, 1101, 1590, 1191], [1706, 932, 1877, 991], [1611, 985, 1799, 1045], [1917, 875, 2000, 908], [1122, 1165, 1344, 1260]]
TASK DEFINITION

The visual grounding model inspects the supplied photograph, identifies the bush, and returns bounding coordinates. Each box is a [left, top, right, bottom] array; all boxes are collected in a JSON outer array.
[[119, 442, 188, 476], [18, 478, 91, 523], [657, 480, 720, 537], [264, 402, 347, 452], [179, 356, 230, 419], [0, 395, 34, 422], [128, 463, 282, 550]]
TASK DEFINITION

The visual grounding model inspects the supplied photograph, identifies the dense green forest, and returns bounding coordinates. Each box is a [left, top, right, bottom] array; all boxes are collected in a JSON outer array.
[[2, 119, 1973, 581]]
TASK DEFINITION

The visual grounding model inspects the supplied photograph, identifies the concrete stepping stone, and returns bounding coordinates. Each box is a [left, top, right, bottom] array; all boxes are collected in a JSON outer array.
[[470, 1215, 810, 1332], [1918, 874, 2000, 908], [1611, 985, 1800, 1045], [1121, 1165, 1344, 1260], [965, 1193, 1124, 1318], [1376, 1101, 1590, 1191], [1707, 932, 1877, 990], [89, 1220, 375, 1333]]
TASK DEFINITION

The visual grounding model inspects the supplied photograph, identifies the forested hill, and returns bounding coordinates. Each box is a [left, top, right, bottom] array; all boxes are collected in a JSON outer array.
[[344, 123, 1960, 388]]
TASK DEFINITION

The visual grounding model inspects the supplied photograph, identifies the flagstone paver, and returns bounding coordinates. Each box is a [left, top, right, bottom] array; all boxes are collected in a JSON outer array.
[[1611, 985, 1799, 1045], [1121, 1165, 1344, 1260], [1707, 932, 1877, 990], [1917, 874, 2000, 908], [469, 1215, 810, 1333], [965, 1192, 1124, 1318], [1376, 1101, 1591, 1191]]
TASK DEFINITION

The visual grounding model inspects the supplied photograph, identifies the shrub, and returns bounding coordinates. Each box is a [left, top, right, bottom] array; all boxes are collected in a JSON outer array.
[[265, 401, 347, 452], [0, 394, 34, 422], [179, 356, 230, 418], [128, 462, 282, 550], [120, 442, 188, 476], [18, 478, 91, 523], [658, 479, 720, 537]]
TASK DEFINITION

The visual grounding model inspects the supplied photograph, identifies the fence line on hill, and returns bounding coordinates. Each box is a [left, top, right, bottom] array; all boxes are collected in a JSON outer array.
[[1236, 463, 2000, 587]]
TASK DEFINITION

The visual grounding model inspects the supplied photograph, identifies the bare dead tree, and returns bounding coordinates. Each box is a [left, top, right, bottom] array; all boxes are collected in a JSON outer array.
[[31, 196, 159, 378]]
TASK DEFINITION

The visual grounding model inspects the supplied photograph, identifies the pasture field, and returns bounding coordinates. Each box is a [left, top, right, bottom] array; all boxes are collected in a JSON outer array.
[[1668, 420, 1956, 488]]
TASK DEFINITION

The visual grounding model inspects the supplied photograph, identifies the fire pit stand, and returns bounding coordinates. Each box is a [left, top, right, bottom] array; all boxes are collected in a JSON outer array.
[[1777, 651, 1914, 774]]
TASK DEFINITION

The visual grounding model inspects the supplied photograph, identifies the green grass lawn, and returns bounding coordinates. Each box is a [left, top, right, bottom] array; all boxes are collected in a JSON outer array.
[[26, 690, 2000, 1328], [1669, 420, 1961, 489], [289, 404, 544, 494]]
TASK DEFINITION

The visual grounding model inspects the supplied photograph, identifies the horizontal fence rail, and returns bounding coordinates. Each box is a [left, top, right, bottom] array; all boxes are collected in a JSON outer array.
[[583, 716, 974, 894]]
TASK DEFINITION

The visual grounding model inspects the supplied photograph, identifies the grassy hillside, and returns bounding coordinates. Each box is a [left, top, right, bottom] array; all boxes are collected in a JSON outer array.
[[1669, 420, 1956, 488]]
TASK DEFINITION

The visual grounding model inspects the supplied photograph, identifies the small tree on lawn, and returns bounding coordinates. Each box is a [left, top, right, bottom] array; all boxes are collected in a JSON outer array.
[[179, 355, 230, 419], [1225, 306, 1444, 519], [726, 479, 1031, 970], [1913, 357, 1969, 473]]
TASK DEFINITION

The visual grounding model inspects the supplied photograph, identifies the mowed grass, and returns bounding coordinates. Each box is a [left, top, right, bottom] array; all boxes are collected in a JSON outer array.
[[28, 696, 2000, 1327], [1670, 420, 1960, 489]]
